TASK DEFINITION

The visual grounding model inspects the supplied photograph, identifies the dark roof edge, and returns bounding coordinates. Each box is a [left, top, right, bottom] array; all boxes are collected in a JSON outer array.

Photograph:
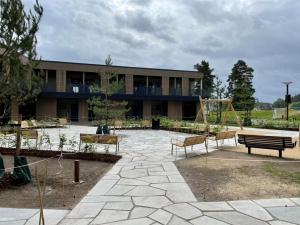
[[38, 59, 200, 74]]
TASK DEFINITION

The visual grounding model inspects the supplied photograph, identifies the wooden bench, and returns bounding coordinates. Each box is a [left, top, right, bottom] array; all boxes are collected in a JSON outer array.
[[171, 135, 207, 158], [21, 130, 38, 149], [209, 130, 237, 149], [79, 134, 120, 154], [238, 134, 297, 158]]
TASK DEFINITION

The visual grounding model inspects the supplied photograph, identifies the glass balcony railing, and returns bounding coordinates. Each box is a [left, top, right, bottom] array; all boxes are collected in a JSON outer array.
[[42, 84, 56, 92], [133, 86, 162, 96], [169, 87, 182, 96]]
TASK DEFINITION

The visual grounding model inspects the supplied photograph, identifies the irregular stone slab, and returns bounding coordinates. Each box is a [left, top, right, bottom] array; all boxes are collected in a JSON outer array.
[[228, 200, 273, 221], [149, 171, 180, 176], [190, 216, 230, 225], [130, 207, 156, 219], [267, 206, 300, 224], [133, 196, 172, 208], [269, 221, 296, 225], [105, 185, 135, 195], [0, 221, 26, 225], [254, 199, 295, 207], [290, 198, 300, 206], [91, 210, 129, 224], [59, 218, 92, 225], [149, 209, 172, 225], [107, 166, 123, 175], [205, 211, 269, 225], [126, 186, 165, 196], [168, 174, 185, 183], [152, 183, 197, 202], [102, 175, 121, 180], [87, 179, 118, 195], [137, 175, 169, 183], [82, 195, 131, 203], [192, 202, 233, 211], [66, 203, 104, 218], [104, 201, 134, 210], [26, 209, 69, 225], [148, 167, 165, 172], [168, 215, 193, 225], [120, 169, 147, 179], [162, 162, 178, 171], [0, 208, 38, 222], [103, 217, 154, 225], [118, 178, 149, 186], [164, 203, 202, 220]]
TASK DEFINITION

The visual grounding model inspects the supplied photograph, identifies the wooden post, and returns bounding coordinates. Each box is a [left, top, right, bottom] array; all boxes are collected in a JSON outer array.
[[299, 125, 300, 147], [74, 160, 80, 183], [15, 114, 22, 156]]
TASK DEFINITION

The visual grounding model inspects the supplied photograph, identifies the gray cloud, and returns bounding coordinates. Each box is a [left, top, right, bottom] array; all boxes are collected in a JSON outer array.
[[23, 0, 300, 102]]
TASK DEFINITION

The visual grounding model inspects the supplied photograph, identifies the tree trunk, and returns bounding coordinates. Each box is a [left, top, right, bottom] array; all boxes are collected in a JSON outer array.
[[15, 114, 22, 156]]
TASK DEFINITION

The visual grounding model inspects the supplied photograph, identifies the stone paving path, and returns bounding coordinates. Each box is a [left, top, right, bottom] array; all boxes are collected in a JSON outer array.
[[1, 127, 300, 225]]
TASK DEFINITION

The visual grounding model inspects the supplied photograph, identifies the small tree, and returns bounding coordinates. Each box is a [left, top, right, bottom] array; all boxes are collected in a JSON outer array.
[[194, 60, 215, 98], [212, 76, 226, 122], [88, 56, 129, 127], [0, 0, 44, 120], [227, 60, 255, 125]]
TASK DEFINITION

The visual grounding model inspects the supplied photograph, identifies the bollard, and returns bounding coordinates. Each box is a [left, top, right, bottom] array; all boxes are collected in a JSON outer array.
[[74, 160, 80, 183]]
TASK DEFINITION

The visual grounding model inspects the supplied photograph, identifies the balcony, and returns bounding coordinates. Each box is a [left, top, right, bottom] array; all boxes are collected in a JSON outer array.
[[133, 86, 162, 96], [169, 87, 182, 96], [67, 84, 93, 94]]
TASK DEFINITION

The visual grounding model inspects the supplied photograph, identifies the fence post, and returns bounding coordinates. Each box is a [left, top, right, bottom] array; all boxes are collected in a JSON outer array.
[[74, 160, 80, 183]]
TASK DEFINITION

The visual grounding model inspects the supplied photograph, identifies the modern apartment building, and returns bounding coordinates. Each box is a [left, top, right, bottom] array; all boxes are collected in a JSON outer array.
[[14, 60, 203, 123]]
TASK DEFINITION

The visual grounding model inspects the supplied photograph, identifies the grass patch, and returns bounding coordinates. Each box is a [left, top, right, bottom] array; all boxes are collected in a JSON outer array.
[[263, 162, 300, 184]]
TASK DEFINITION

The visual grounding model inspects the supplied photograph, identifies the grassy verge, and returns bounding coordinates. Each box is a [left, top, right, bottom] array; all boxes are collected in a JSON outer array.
[[263, 162, 300, 185]]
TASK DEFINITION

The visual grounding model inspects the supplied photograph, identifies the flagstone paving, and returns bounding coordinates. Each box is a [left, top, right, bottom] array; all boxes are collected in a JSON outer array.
[[1, 126, 300, 224]]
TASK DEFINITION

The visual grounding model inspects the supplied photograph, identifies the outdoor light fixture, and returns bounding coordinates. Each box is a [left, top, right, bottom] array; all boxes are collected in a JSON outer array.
[[283, 81, 293, 121]]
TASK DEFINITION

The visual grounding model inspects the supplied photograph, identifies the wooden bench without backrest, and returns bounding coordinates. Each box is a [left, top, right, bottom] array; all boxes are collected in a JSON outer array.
[[171, 135, 207, 158], [79, 133, 119, 153], [238, 134, 297, 158]]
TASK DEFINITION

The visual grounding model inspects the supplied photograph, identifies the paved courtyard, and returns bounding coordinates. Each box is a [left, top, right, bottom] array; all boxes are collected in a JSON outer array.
[[1, 126, 300, 225]]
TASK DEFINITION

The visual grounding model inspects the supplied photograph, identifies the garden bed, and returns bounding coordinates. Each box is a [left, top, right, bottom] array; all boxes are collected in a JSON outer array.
[[0, 155, 113, 209], [0, 147, 121, 163], [176, 150, 300, 201]]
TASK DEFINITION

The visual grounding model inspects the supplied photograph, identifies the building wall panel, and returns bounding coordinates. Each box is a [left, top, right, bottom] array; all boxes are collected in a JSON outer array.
[[168, 101, 182, 120]]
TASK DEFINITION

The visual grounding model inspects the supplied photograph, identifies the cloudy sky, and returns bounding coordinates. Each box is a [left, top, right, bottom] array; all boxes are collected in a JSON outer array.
[[24, 0, 300, 102]]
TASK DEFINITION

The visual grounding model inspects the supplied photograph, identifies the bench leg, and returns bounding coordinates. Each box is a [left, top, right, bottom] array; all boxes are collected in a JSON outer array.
[[205, 140, 208, 154], [184, 146, 187, 158], [234, 137, 237, 146], [216, 140, 219, 149], [171, 144, 174, 155], [279, 150, 282, 158], [248, 147, 251, 154]]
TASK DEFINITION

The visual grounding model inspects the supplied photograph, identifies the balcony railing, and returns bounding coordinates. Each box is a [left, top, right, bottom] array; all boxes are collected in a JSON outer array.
[[67, 84, 92, 93], [42, 84, 56, 92], [133, 86, 162, 96], [169, 87, 182, 96]]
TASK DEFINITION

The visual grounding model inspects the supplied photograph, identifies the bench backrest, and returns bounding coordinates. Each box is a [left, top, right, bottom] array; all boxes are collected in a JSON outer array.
[[183, 135, 206, 146], [238, 134, 296, 149], [80, 134, 118, 144], [21, 130, 38, 139], [21, 121, 29, 129], [216, 130, 237, 140], [58, 118, 68, 126]]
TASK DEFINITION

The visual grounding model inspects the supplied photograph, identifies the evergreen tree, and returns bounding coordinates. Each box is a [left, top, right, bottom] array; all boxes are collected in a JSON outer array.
[[88, 56, 129, 126], [0, 0, 43, 120], [194, 60, 215, 98], [273, 98, 285, 108], [227, 60, 255, 125]]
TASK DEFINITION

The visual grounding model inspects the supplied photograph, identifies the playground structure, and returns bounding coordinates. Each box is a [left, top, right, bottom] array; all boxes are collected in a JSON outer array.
[[194, 97, 243, 130]]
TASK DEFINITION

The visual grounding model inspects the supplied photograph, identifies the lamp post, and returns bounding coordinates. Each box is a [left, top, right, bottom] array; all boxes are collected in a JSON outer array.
[[283, 81, 293, 121]]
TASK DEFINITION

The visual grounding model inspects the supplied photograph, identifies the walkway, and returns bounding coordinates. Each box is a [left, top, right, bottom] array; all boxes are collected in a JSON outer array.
[[1, 127, 300, 224]]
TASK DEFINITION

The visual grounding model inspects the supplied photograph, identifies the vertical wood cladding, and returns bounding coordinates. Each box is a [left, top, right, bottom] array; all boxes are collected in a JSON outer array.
[[143, 101, 151, 119], [79, 100, 88, 122], [162, 76, 169, 95], [182, 77, 189, 96], [10, 101, 19, 121], [125, 74, 133, 94], [36, 98, 57, 120], [168, 101, 182, 120]]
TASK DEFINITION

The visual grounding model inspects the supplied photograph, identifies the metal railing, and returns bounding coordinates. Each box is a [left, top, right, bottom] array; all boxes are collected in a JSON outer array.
[[133, 86, 162, 96]]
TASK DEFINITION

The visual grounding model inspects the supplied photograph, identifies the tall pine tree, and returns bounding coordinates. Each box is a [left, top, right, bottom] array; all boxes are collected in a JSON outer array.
[[0, 0, 43, 120], [194, 60, 215, 98], [227, 60, 255, 125]]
